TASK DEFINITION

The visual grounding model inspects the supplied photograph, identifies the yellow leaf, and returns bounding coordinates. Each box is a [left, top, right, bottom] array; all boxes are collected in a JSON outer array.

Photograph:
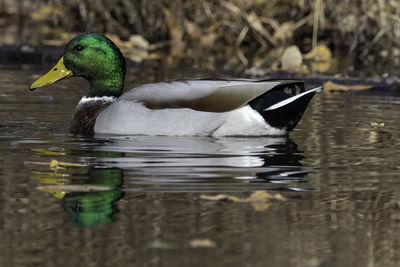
[[323, 81, 373, 92], [32, 148, 65, 156], [303, 44, 332, 62], [39, 188, 68, 199], [49, 159, 59, 169], [199, 194, 230, 201], [35, 177, 69, 185], [310, 58, 337, 73], [31, 171, 70, 177], [49, 159, 86, 171], [227, 195, 241, 202], [58, 161, 87, 167]]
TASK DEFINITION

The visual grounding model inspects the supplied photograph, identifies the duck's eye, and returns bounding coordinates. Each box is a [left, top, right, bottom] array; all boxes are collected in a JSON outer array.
[[75, 45, 84, 52]]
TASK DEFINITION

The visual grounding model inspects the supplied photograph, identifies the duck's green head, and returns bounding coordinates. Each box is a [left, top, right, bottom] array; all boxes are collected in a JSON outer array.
[[29, 33, 126, 97]]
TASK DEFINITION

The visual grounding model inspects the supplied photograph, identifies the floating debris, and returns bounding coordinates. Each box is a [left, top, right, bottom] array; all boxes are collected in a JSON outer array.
[[190, 238, 216, 248], [199, 190, 286, 211], [371, 122, 385, 127], [323, 81, 373, 92]]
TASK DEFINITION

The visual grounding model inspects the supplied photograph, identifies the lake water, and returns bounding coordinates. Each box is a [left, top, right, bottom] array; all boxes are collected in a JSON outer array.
[[1, 68, 400, 266]]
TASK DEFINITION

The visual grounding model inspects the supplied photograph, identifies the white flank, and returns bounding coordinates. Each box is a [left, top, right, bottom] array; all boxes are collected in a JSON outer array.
[[94, 102, 286, 136]]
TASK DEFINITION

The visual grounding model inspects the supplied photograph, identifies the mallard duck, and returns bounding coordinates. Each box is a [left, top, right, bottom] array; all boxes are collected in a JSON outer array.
[[29, 33, 321, 136]]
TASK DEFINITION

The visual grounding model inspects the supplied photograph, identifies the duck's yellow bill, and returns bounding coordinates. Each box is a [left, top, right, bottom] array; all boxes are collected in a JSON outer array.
[[29, 57, 73, 90]]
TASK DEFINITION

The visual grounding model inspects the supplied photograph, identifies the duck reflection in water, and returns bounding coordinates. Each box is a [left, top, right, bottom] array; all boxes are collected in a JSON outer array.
[[61, 168, 124, 227], [32, 135, 310, 227], [30, 149, 125, 227]]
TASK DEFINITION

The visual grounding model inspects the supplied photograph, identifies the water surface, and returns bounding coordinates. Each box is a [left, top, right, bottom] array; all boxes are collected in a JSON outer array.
[[0, 68, 400, 266]]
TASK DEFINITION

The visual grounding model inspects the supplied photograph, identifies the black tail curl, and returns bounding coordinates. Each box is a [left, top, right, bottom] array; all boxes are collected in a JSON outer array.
[[249, 81, 320, 132]]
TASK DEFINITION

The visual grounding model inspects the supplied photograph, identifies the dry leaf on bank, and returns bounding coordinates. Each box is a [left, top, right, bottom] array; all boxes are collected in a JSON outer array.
[[129, 35, 149, 50], [371, 122, 385, 127], [323, 81, 373, 92], [107, 34, 151, 63], [303, 44, 332, 62], [303, 44, 334, 72], [281, 45, 302, 70], [190, 239, 216, 248], [281, 46, 308, 73]]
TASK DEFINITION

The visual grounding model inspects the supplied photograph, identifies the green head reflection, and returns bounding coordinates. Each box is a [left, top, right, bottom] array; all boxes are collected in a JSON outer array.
[[62, 168, 124, 227]]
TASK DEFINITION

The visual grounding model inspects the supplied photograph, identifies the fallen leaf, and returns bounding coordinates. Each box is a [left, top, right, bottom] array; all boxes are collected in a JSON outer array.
[[303, 44, 332, 62], [323, 81, 373, 92], [129, 35, 149, 50], [107, 34, 150, 63], [371, 122, 385, 127], [190, 238, 216, 248], [199, 194, 230, 201], [281, 46, 303, 71], [199, 194, 239, 202]]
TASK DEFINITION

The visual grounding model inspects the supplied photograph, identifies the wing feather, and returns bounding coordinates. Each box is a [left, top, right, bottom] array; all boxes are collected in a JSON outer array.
[[120, 80, 282, 112]]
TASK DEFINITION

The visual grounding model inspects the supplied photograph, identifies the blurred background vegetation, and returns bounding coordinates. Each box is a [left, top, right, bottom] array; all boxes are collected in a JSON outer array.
[[0, 0, 400, 76]]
